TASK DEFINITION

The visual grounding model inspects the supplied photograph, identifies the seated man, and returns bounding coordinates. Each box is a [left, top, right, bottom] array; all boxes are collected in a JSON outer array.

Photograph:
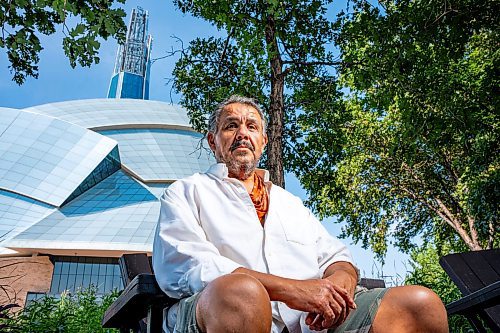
[[153, 95, 448, 333]]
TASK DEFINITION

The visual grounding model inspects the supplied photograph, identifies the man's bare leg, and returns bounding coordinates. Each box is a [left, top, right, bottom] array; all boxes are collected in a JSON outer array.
[[371, 285, 448, 333], [196, 273, 272, 333]]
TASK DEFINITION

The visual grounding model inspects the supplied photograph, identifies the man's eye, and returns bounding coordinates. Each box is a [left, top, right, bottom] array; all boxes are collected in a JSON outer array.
[[248, 124, 257, 130], [226, 123, 237, 129]]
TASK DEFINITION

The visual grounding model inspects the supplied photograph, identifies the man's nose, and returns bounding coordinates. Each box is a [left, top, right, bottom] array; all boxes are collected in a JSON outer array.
[[236, 125, 250, 140]]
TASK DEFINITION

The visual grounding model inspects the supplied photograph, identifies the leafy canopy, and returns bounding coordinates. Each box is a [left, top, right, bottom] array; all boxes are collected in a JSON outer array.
[[0, 0, 127, 84], [172, 0, 341, 185], [290, 0, 499, 258], [173, 0, 337, 117]]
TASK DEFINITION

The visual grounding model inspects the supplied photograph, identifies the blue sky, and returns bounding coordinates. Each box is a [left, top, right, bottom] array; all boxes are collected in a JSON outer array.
[[0, 0, 410, 282]]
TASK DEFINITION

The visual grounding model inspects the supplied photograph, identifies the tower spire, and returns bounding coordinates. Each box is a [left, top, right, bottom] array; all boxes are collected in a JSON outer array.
[[108, 7, 152, 100]]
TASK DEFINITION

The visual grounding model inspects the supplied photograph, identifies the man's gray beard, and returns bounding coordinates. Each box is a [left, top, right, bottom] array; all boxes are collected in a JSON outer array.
[[219, 156, 258, 180]]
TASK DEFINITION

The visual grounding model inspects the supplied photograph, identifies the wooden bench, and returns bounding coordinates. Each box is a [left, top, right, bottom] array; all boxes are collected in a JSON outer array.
[[439, 248, 500, 333], [103, 253, 386, 333]]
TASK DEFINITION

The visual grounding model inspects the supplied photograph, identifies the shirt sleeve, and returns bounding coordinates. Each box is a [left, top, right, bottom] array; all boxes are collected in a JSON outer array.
[[153, 185, 241, 299], [310, 210, 360, 280]]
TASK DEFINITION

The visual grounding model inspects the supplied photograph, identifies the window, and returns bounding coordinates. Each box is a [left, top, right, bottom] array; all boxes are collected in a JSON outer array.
[[50, 256, 123, 294]]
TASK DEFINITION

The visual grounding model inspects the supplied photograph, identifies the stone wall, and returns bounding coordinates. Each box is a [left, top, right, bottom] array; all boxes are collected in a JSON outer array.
[[0, 255, 53, 307]]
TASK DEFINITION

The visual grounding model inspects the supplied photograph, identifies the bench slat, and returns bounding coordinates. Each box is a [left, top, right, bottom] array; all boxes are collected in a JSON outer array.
[[439, 249, 500, 332], [446, 281, 500, 315]]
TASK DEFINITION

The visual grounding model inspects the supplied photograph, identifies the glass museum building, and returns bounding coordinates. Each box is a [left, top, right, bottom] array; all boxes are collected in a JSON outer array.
[[0, 8, 214, 306]]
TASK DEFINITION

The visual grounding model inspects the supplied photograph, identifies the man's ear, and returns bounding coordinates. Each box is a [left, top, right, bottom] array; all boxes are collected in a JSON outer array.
[[207, 132, 216, 152], [262, 135, 268, 154]]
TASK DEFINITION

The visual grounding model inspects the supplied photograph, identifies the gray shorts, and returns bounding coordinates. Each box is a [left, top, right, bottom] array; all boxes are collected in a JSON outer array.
[[174, 286, 388, 333]]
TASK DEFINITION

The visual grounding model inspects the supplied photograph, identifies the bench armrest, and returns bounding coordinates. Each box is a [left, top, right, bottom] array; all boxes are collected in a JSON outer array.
[[102, 273, 177, 329], [447, 281, 500, 316]]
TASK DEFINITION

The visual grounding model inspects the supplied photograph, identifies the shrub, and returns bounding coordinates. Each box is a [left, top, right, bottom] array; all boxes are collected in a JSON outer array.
[[2, 286, 119, 333]]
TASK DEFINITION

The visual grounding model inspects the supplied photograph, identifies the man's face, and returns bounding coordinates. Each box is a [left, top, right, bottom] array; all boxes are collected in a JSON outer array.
[[208, 103, 267, 180]]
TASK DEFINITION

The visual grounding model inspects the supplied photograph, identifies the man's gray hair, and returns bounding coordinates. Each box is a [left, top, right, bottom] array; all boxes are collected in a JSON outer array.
[[208, 95, 267, 134]]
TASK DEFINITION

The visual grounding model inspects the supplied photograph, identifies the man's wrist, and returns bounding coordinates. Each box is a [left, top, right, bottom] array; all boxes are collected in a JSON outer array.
[[323, 262, 358, 296]]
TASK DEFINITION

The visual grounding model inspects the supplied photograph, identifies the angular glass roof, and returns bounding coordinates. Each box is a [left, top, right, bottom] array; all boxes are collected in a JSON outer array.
[[101, 128, 214, 181], [0, 190, 55, 255], [144, 183, 169, 198], [24, 99, 192, 130], [0, 99, 215, 257], [6, 171, 159, 253], [0, 108, 118, 206]]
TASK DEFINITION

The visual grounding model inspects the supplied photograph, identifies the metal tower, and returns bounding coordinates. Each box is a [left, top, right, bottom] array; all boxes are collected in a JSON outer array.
[[108, 7, 153, 100]]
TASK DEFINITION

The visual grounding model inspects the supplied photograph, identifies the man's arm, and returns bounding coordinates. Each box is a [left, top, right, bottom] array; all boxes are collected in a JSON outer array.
[[153, 187, 242, 298], [233, 266, 356, 330], [306, 261, 358, 330], [323, 261, 358, 299]]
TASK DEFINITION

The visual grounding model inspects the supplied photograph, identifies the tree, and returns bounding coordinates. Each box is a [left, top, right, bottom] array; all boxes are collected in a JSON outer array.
[[171, 0, 341, 187], [290, 0, 499, 257], [0, 0, 127, 84]]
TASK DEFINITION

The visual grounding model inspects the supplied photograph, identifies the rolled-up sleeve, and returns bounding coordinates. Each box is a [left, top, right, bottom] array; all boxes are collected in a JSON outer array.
[[153, 186, 241, 299]]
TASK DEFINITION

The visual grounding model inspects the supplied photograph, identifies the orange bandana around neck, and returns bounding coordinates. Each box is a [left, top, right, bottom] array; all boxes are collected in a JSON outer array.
[[249, 173, 269, 225]]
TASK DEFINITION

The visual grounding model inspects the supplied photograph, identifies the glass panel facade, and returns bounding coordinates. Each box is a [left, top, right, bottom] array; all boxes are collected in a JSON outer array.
[[100, 129, 214, 180], [0, 108, 118, 206], [24, 99, 191, 130], [1, 99, 211, 256], [0, 190, 55, 253], [8, 171, 158, 250], [107, 74, 119, 98], [121, 72, 145, 99], [145, 183, 169, 198], [25, 292, 47, 305], [63, 146, 121, 205], [49, 256, 123, 294]]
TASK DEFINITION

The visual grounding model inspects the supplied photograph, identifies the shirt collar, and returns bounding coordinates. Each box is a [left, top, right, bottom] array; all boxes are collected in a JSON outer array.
[[206, 163, 270, 183]]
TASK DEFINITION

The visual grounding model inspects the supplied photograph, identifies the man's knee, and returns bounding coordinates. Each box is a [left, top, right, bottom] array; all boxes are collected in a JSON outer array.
[[202, 273, 270, 305], [392, 285, 446, 316], [196, 273, 272, 332], [373, 285, 448, 333]]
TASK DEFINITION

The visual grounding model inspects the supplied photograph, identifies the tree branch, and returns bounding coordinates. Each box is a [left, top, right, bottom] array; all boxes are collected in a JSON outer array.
[[435, 197, 481, 250], [282, 60, 342, 66], [399, 185, 475, 249], [218, 28, 234, 71], [467, 215, 480, 248], [487, 221, 494, 249]]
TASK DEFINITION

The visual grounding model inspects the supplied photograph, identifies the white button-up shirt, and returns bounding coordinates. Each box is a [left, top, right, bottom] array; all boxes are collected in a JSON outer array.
[[153, 164, 357, 333]]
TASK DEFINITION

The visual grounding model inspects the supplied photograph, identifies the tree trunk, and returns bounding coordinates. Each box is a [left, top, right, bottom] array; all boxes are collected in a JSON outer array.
[[265, 15, 285, 187]]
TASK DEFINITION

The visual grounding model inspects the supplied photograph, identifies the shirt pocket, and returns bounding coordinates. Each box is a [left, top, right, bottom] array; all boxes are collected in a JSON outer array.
[[277, 211, 316, 246]]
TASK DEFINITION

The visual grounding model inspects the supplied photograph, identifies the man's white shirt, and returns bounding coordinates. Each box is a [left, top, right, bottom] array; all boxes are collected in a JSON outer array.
[[153, 163, 358, 333]]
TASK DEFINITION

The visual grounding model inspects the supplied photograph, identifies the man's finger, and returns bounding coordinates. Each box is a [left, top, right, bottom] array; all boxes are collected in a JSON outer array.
[[332, 285, 356, 309], [330, 298, 348, 328], [318, 306, 335, 329], [329, 289, 347, 313], [308, 314, 328, 331], [305, 312, 316, 326], [311, 313, 322, 327]]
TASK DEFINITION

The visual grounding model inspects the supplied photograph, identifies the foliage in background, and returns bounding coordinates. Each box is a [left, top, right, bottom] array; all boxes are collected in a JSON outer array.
[[290, 0, 499, 258], [1, 286, 119, 333], [0, 303, 20, 332], [0, 0, 127, 84], [171, 0, 342, 186], [405, 242, 473, 332]]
